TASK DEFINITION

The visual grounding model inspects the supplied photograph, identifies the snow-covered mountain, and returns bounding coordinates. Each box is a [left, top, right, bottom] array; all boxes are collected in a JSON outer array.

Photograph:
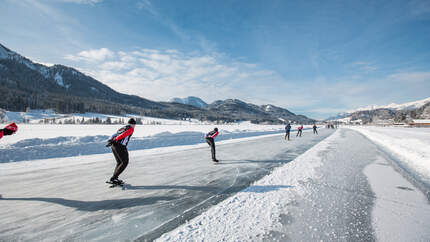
[[169, 96, 208, 108], [1, 43, 315, 124], [346, 97, 430, 113], [207, 99, 315, 124], [328, 97, 430, 124]]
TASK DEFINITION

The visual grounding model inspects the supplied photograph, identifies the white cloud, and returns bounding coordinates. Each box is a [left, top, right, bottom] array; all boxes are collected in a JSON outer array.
[[352, 61, 378, 72], [99, 61, 133, 71], [135, 0, 217, 52], [55, 0, 104, 4], [136, 0, 154, 13], [65, 48, 288, 105], [65, 47, 430, 119], [65, 48, 115, 62], [389, 72, 430, 83], [409, 0, 430, 16]]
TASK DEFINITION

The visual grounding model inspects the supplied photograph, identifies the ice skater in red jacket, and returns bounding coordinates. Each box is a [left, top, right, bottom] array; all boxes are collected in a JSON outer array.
[[106, 118, 136, 184], [296, 125, 303, 137], [0, 123, 18, 140]]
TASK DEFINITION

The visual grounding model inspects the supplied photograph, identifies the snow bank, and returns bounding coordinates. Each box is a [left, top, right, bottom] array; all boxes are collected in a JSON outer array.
[[3, 109, 201, 125], [158, 130, 339, 241], [350, 126, 430, 185], [0, 124, 293, 163]]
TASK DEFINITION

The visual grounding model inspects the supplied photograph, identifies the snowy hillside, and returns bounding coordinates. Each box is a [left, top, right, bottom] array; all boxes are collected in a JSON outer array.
[[349, 126, 430, 186], [326, 97, 430, 124], [0, 43, 52, 81], [169, 96, 208, 108], [347, 97, 430, 113], [2, 109, 201, 125]]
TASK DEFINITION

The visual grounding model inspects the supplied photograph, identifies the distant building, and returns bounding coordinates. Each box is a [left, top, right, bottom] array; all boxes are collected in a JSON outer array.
[[409, 119, 430, 127], [373, 119, 394, 126]]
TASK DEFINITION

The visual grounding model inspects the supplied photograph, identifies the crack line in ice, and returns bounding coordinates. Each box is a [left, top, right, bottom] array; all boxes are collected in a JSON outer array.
[[147, 165, 244, 237]]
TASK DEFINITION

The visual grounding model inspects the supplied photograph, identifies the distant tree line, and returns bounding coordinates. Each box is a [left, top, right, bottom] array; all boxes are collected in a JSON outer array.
[[36, 117, 144, 125]]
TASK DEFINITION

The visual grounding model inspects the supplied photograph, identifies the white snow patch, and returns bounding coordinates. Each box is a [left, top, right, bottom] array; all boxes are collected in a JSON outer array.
[[23, 60, 36, 70], [38, 67, 50, 79], [0, 122, 293, 162], [350, 126, 430, 184], [158, 130, 339, 241], [411, 119, 430, 124], [54, 72, 65, 87], [364, 156, 430, 241], [0, 45, 9, 59], [111, 213, 127, 224]]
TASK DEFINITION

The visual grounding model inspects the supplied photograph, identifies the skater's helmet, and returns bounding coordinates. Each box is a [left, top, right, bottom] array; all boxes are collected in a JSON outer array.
[[214, 127, 218, 132], [128, 118, 137, 125]]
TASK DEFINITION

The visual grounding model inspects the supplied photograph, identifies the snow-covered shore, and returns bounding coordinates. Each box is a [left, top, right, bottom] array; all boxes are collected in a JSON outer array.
[[0, 123, 314, 163], [349, 126, 430, 186]]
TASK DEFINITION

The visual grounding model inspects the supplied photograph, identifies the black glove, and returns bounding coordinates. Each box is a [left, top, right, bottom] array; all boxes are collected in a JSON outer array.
[[106, 139, 114, 147], [2, 128, 14, 136]]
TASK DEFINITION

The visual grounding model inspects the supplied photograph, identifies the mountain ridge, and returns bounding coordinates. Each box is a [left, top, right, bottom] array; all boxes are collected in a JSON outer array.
[[0, 43, 315, 124], [327, 97, 430, 124]]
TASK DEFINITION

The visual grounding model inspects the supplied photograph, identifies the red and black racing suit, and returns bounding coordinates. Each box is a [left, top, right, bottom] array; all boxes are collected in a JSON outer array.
[[109, 125, 134, 180], [205, 130, 219, 161], [0, 123, 18, 140]]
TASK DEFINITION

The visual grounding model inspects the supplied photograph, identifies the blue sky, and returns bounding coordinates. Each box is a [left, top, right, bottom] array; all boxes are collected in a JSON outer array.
[[1, 0, 430, 119]]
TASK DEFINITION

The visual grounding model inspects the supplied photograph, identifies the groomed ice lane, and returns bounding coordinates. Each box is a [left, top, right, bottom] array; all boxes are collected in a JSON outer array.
[[0, 128, 334, 241]]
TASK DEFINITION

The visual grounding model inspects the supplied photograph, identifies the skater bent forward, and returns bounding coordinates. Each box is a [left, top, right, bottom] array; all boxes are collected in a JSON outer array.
[[0, 122, 18, 140], [296, 125, 303, 137], [205, 127, 219, 162], [106, 118, 136, 184]]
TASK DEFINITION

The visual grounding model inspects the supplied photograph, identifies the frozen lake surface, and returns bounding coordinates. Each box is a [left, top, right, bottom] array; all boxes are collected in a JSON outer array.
[[0, 128, 332, 241]]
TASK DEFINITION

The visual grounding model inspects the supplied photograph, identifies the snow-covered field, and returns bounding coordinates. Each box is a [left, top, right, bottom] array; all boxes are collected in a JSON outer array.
[[0, 122, 314, 163], [349, 126, 430, 186], [3, 109, 202, 125]]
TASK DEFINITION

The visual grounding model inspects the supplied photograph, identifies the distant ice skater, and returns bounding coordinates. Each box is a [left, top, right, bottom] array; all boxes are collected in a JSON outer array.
[[296, 125, 303, 137], [285, 122, 291, 140]]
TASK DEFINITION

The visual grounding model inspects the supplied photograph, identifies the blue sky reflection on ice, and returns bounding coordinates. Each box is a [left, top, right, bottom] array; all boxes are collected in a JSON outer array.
[[1, 0, 430, 119]]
